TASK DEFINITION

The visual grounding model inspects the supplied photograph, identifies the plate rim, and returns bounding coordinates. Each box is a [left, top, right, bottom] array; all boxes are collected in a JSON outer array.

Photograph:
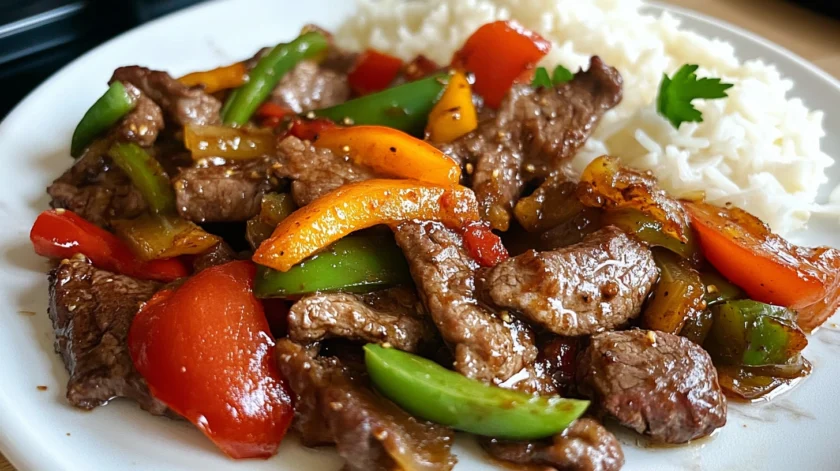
[[0, 1, 838, 470]]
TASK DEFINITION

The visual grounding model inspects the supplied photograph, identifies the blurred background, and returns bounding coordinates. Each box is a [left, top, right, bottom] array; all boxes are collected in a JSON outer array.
[[0, 0, 837, 118]]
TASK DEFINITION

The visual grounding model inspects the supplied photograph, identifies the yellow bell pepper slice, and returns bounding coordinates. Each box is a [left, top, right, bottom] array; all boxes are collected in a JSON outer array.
[[178, 62, 248, 94], [313, 125, 461, 186], [253, 179, 479, 272], [184, 124, 275, 160], [425, 71, 478, 143]]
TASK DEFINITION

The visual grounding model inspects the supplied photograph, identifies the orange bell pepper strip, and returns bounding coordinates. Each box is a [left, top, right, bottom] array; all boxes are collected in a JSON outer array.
[[253, 179, 479, 272], [452, 20, 550, 108], [313, 125, 461, 185], [686, 201, 840, 332], [426, 71, 478, 143], [178, 62, 248, 94], [184, 124, 276, 160]]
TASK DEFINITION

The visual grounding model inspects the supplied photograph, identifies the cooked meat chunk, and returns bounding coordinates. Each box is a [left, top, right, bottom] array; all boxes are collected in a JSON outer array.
[[47, 145, 147, 228], [48, 257, 167, 415], [440, 57, 622, 230], [481, 227, 658, 336], [482, 418, 624, 471], [112, 83, 164, 147], [288, 288, 435, 352], [111, 66, 221, 126], [578, 330, 727, 443], [270, 61, 350, 113], [191, 242, 237, 272], [174, 158, 280, 222], [277, 135, 374, 206], [394, 221, 553, 394], [275, 339, 457, 471]]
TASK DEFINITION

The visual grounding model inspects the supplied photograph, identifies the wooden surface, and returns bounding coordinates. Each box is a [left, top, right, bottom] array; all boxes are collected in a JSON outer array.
[[1, 1, 838, 470]]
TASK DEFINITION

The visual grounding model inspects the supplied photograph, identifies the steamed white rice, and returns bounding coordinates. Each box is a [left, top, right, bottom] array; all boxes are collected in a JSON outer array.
[[336, 0, 833, 234]]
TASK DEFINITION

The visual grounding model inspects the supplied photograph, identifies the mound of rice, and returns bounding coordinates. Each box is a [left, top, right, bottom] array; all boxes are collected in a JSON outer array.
[[336, 0, 833, 234]]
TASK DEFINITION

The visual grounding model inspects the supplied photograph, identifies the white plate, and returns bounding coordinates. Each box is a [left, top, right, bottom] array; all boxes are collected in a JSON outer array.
[[1, 1, 838, 470]]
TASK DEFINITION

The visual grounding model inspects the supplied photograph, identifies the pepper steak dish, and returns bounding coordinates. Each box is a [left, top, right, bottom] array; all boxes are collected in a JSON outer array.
[[30, 22, 840, 470]]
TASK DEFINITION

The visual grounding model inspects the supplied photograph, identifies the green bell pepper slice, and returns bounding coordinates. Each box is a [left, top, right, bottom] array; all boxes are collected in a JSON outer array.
[[313, 73, 448, 135], [364, 344, 590, 440], [254, 235, 412, 298], [246, 193, 297, 250], [71, 82, 137, 157], [107, 142, 175, 214], [704, 300, 807, 367], [222, 31, 329, 125], [699, 270, 744, 306], [601, 208, 699, 261]]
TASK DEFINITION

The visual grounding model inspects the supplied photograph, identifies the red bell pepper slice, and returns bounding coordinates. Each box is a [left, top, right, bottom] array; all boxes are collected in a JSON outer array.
[[452, 20, 550, 108], [288, 116, 338, 141], [462, 221, 509, 267], [128, 261, 294, 459], [30, 209, 187, 282], [256, 102, 295, 128], [347, 49, 404, 95]]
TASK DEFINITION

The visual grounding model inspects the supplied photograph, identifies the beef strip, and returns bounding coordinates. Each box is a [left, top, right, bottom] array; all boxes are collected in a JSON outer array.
[[482, 418, 624, 471], [277, 135, 374, 206], [440, 57, 622, 230], [578, 330, 727, 444], [48, 256, 167, 415], [174, 157, 280, 222], [394, 221, 553, 394], [47, 143, 147, 228], [270, 60, 351, 113], [275, 339, 457, 471], [288, 288, 435, 352], [112, 82, 164, 147], [481, 226, 658, 336], [111, 66, 221, 126]]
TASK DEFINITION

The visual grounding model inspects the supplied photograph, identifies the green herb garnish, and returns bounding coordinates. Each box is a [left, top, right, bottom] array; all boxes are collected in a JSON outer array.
[[657, 64, 733, 129], [532, 65, 575, 88]]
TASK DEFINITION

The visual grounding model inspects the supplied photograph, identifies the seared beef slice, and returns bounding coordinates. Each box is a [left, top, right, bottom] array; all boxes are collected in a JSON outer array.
[[48, 257, 167, 415], [394, 221, 553, 394], [578, 330, 726, 443], [276, 339, 456, 471], [288, 288, 435, 352], [482, 418, 624, 471], [481, 226, 657, 336], [440, 56, 622, 230]]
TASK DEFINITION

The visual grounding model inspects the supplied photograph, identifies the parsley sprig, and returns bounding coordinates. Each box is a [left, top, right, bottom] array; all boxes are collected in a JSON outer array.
[[657, 64, 733, 129], [532, 64, 574, 88]]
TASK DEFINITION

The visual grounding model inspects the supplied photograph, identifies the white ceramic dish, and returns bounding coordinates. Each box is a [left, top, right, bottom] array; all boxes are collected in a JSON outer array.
[[0, 1, 838, 470]]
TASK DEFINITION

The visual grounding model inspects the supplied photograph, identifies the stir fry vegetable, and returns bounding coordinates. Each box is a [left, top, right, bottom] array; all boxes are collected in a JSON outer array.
[[680, 309, 714, 346], [313, 125, 461, 185], [113, 213, 220, 261], [313, 73, 448, 135], [246, 193, 297, 249], [704, 300, 807, 367], [128, 261, 293, 458], [71, 82, 137, 157], [425, 71, 478, 143], [641, 250, 705, 334], [253, 179, 479, 272], [364, 344, 589, 439], [107, 142, 175, 214], [30, 210, 187, 282], [686, 201, 840, 332], [716, 357, 812, 400], [178, 62, 248, 94], [602, 209, 699, 261], [451, 20, 550, 108], [514, 180, 586, 233], [657, 64, 733, 129], [531, 65, 573, 87], [578, 156, 691, 244], [700, 270, 744, 306], [184, 124, 275, 160], [347, 49, 403, 95], [254, 235, 412, 298], [462, 221, 509, 267], [222, 31, 329, 125]]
